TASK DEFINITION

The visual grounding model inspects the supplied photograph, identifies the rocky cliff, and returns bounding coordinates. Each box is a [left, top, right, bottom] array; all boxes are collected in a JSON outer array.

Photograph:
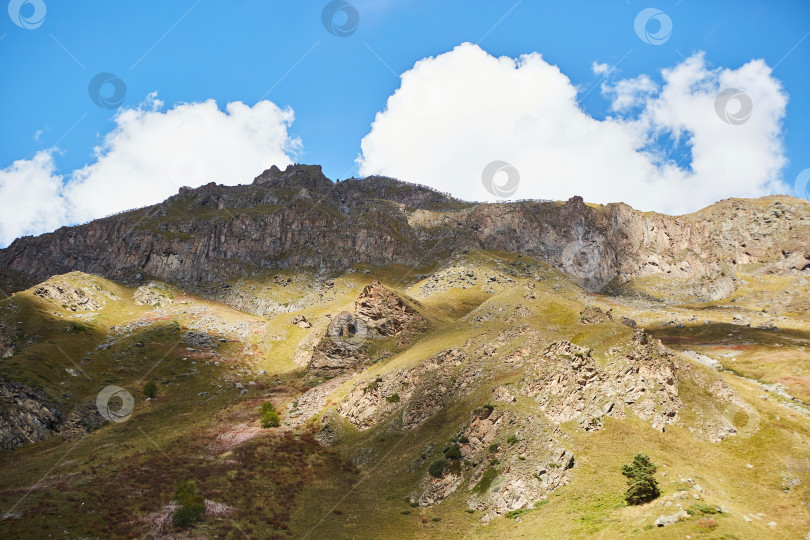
[[1, 164, 808, 300]]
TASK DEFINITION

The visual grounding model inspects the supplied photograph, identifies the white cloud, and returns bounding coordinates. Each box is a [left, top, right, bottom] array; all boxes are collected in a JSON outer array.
[[601, 74, 657, 112], [357, 43, 789, 215], [591, 61, 613, 76], [0, 95, 300, 246], [0, 151, 68, 246]]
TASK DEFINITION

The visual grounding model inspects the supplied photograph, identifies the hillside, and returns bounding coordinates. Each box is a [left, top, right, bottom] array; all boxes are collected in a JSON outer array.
[[0, 165, 809, 539], [2, 164, 808, 301]]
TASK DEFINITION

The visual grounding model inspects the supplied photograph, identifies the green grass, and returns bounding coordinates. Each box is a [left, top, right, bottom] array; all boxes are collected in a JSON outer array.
[[1, 262, 810, 539]]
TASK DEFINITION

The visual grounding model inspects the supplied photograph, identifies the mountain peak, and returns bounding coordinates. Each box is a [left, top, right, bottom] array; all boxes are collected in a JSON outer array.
[[252, 163, 332, 192]]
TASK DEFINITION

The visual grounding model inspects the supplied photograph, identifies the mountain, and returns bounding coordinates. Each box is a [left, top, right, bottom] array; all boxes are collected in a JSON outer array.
[[2, 164, 808, 300], [0, 164, 809, 539]]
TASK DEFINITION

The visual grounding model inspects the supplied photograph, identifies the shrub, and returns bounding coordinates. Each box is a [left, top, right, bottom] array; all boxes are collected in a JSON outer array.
[[621, 454, 660, 505], [696, 518, 718, 530], [458, 435, 469, 444], [143, 381, 158, 399], [473, 467, 499, 494], [488, 443, 499, 453], [385, 393, 400, 403], [172, 480, 205, 528], [505, 507, 534, 519], [687, 503, 719, 516], [507, 434, 519, 445], [260, 402, 280, 428], [443, 443, 462, 460], [428, 459, 450, 478], [363, 377, 383, 394]]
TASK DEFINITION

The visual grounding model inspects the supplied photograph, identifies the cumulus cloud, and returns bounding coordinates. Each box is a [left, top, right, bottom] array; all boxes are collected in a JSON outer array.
[[0, 151, 68, 246], [0, 95, 300, 246], [357, 43, 789, 215], [591, 62, 614, 76]]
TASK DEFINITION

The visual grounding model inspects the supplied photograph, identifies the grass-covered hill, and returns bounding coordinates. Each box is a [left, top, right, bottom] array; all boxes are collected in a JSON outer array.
[[1, 246, 808, 539]]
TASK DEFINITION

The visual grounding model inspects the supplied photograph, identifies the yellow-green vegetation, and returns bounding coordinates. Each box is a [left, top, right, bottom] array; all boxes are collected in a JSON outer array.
[[260, 401, 280, 428], [173, 480, 206, 528], [621, 454, 661, 505], [1, 254, 809, 539]]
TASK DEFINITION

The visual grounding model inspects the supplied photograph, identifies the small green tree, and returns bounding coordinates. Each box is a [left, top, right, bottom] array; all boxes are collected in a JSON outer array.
[[428, 459, 450, 478], [443, 443, 462, 460], [143, 381, 158, 399], [621, 453, 660, 505], [172, 480, 205, 528], [260, 401, 280, 428]]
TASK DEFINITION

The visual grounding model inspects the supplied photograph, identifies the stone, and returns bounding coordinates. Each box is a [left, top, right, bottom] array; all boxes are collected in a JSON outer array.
[[655, 510, 688, 527]]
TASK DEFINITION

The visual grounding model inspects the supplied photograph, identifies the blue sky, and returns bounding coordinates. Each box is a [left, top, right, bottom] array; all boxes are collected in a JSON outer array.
[[1, 0, 809, 243]]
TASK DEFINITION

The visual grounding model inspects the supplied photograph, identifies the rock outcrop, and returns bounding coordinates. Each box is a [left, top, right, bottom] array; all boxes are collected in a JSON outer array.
[[0, 321, 15, 358], [33, 282, 102, 311], [0, 378, 105, 450], [0, 378, 63, 449], [133, 282, 174, 308], [523, 337, 681, 432], [337, 348, 467, 429], [1, 165, 807, 301], [309, 282, 429, 370]]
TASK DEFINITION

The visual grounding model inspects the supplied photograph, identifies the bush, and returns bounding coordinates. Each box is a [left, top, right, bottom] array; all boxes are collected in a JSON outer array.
[[621, 454, 660, 505], [172, 480, 205, 528], [687, 503, 719, 516], [143, 381, 158, 399], [473, 467, 499, 494], [260, 402, 280, 428], [443, 443, 462, 460], [505, 507, 534, 520], [363, 377, 383, 394], [458, 435, 469, 444], [428, 459, 450, 478], [488, 443, 499, 453], [385, 393, 400, 403], [507, 434, 519, 445]]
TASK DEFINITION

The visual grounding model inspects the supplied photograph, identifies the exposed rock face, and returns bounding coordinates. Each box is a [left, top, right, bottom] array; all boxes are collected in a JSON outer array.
[[415, 472, 466, 507], [133, 282, 173, 308], [309, 312, 370, 370], [355, 281, 425, 337], [0, 378, 63, 449], [337, 348, 467, 430], [309, 282, 429, 371], [285, 374, 352, 429], [412, 407, 575, 521], [33, 282, 102, 311], [0, 321, 15, 358], [523, 338, 681, 432], [1, 164, 807, 299], [0, 378, 106, 450]]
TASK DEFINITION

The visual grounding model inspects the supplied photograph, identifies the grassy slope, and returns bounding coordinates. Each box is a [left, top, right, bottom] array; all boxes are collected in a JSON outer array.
[[0, 254, 808, 539]]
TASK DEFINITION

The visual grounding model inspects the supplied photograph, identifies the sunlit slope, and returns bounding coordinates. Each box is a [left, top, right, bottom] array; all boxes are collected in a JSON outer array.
[[0, 254, 808, 539]]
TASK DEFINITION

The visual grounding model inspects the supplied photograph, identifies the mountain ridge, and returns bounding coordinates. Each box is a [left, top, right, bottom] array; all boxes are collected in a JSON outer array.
[[2, 164, 808, 304]]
